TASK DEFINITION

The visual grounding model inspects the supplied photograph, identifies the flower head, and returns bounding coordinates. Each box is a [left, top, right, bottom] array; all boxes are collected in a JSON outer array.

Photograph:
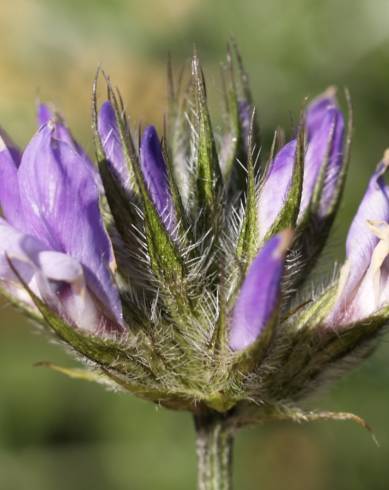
[[1, 47, 388, 427]]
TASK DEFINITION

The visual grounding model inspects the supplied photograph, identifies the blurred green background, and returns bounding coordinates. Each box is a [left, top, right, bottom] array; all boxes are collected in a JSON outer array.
[[1, 0, 389, 488]]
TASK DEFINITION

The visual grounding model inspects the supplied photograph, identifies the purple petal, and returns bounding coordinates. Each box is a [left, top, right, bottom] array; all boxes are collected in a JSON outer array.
[[37, 102, 53, 127], [300, 91, 345, 216], [258, 140, 296, 239], [229, 230, 292, 351], [0, 128, 25, 230], [17, 125, 123, 324], [305, 90, 337, 136], [140, 126, 176, 233], [98, 100, 129, 185]]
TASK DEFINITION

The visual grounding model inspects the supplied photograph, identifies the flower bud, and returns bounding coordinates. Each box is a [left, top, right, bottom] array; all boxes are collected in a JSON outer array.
[[258, 89, 345, 239], [229, 230, 292, 350], [97, 100, 129, 186], [140, 125, 176, 234]]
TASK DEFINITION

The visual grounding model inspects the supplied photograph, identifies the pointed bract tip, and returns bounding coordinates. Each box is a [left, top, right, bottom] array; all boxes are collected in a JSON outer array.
[[191, 52, 200, 74], [383, 148, 389, 167], [273, 228, 294, 258], [309, 86, 338, 110], [323, 85, 337, 99]]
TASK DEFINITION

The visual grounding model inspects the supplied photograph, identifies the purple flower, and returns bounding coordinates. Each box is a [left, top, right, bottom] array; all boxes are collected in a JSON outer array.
[[0, 123, 123, 333], [98, 100, 129, 186], [229, 229, 292, 350], [140, 126, 176, 234], [258, 88, 345, 239], [326, 154, 389, 326]]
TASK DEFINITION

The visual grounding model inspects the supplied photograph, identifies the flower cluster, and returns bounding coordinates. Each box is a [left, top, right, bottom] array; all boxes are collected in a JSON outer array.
[[1, 48, 388, 423]]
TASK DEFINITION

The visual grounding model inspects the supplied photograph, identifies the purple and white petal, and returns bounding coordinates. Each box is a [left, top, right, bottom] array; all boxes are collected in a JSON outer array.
[[331, 222, 389, 324], [140, 125, 176, 234], [326, 156, 389, 325], [345, 159, 389, 291], [35, 250, 104, 332], [229, 230, 292, 351], [17, 125, 123, 325]]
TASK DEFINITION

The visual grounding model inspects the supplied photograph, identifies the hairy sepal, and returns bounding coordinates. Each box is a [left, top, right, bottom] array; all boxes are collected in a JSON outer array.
[[192, 53, 223, 221], [220, 45, 257, 195], [265, 304, 389, 403], [236, 117, 259, 269]]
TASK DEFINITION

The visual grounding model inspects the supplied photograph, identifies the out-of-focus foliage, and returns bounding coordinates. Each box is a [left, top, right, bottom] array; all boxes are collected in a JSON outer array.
[[1, 0, 389, 488]]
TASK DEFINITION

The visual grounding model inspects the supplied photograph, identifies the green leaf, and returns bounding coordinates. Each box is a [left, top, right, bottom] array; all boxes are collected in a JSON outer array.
[[35, 361, 121, 385], [231, 402, 375, 442]]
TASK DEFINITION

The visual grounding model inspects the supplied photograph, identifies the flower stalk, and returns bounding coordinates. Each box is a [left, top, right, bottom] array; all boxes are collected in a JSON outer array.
[[194, 412, 234, 490]]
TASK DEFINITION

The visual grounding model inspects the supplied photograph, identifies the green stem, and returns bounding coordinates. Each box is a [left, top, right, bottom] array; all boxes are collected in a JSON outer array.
[[194, 413, 234, 490]]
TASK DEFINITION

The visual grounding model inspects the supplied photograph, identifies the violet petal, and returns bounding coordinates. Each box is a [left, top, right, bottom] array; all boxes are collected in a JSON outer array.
[[301, 92, 345, 217], [140, 125, 176, 233], [258, 140, 296, 239], [0, 128, 25, 230], [17, 125, 123, 324], [98, 100, 129, 185], [37, 102, 53, 127], [229, 230, 292, 350]]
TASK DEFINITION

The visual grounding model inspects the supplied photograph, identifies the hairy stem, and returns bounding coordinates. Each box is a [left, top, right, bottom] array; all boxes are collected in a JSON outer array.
[[194, 412, 234, 490]]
